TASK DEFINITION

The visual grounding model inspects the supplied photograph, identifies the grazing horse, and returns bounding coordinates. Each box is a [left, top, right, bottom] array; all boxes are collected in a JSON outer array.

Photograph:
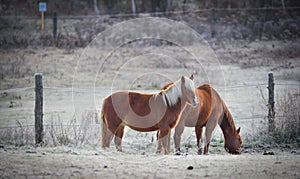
[[161, 83, 242, 154], [101, 75, 198, 154]]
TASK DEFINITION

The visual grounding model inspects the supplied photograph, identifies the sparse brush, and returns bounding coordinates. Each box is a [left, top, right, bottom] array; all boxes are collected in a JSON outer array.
[[48, 114, 72, 146], [0, 120, 34, 146], [272, 91, 300, 144], [245, 87, 300, 147], [47, 111, 100, 147]]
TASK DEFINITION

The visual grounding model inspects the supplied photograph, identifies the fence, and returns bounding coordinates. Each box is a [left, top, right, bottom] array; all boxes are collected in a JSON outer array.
[[1, 6, 299, 49], [0, 72, 299, 145]]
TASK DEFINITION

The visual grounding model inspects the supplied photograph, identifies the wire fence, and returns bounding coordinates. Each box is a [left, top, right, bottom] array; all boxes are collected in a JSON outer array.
[[1, 82, 300, 93], [0, 81, 299, 130], [1, 6, 300, 20]]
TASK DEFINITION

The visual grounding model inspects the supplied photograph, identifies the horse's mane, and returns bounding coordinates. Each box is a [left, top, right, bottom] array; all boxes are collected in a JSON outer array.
[[222, 101, 237, 132], [200, 84, 237, 132], [161, 80, 181, 106], [159, 77, 194, 107], [209, 89, 236, 133]]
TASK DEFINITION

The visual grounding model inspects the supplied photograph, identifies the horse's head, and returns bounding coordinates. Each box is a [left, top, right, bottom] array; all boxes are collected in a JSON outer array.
[[225, 127, 242, 154], [180, 75, 198, 107]]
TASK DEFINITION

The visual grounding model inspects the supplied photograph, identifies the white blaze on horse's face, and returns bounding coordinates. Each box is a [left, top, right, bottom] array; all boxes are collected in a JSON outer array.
[[192, 96, 199, 106]]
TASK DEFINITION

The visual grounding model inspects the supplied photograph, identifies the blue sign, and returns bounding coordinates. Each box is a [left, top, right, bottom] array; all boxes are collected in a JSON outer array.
[[39, 2, 47, 12]]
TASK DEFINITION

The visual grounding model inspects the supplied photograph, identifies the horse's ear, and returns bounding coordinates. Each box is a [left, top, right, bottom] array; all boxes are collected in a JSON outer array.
[[190, 74, 194, 80], [181, 76, 185, 83], [237, 127, 241, 134]]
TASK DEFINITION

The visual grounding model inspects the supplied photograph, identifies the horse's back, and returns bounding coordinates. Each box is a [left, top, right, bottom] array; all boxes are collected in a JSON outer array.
[[183, 84, 225, 127], [102, 91, 153, 118]]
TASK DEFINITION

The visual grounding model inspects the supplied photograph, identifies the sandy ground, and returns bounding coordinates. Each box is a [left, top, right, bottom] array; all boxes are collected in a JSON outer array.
[[0, 146, 299, 178]]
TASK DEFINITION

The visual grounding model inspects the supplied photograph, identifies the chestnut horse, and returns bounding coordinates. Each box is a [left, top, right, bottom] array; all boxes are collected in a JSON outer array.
[[101, 75, 198, 154], [161, 83, 242, 154]]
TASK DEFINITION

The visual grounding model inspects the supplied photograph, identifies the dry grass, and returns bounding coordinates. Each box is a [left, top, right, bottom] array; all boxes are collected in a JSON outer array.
[[0, 111, 100, 147], [272, 91, 300, 144], [46, 111, 100, 147], [243, 87, 300, 148], [0, 120, 34, 146]]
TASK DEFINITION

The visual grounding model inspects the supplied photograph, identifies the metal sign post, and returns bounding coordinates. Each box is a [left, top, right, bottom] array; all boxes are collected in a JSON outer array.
[[39, 2, 47, 32]]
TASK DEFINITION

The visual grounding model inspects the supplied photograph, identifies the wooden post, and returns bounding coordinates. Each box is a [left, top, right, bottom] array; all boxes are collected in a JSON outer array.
[[53, 12, 57, 38], [39, 2, 46, 33], [41, 11, 44, 32], [35, 73, 43, 144], [53, 12, 57, 46], [210, 8, 216, 38], [267, 72, 275, 133]]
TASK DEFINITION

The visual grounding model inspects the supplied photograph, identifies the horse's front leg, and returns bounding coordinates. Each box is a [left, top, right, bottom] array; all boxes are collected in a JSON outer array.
[[203, 116, 218, 155], [174, 120, 185, 153], [165, 132, 171, 154], [195, 125, 203, 155]]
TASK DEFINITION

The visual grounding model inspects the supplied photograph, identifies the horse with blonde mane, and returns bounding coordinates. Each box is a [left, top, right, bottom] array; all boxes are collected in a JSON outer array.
[[101, 75, 198, 154], [161, 83, 242, 154]]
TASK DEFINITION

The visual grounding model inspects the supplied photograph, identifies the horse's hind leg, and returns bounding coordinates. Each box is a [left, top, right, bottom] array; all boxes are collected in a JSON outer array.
[[156, 137, 163, 154], [104, 128, 114, 148], [195, 126, 203, 155], [114, 124, 125, 152], [156, 128, 171, 154]]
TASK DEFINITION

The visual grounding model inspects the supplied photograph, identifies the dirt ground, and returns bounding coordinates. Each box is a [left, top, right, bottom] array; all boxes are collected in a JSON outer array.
[[0, 146, 299, 178], [0, 38, 299, 178]]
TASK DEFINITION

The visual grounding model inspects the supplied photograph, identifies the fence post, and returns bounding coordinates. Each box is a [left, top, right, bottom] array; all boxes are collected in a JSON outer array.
[[267, 72, 275, 133], [53, 12, 57, 39], [210, 8, 216, 38], [53, 12, 57, 46], [35, 73, 43, 144]]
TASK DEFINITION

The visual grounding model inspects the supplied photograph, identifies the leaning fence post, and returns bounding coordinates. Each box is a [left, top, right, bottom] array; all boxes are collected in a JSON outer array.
[[267, 72, 275, 133], [35, 73, 43, 144]]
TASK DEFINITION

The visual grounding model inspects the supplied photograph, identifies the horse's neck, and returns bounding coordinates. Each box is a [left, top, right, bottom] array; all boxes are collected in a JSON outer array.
[[219, 111, 236, 139]]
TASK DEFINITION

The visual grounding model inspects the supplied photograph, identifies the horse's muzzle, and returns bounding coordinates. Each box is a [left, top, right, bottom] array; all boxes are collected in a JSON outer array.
[[226, 147, 242, 155]]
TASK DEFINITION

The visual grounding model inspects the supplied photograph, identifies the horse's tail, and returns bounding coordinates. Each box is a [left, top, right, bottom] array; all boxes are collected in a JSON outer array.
[[100, 105, 107, 148]]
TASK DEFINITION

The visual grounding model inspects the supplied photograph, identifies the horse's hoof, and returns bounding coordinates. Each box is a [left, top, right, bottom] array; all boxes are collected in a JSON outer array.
[[198, 148, 203, 155], [174, 151, 183, 156]]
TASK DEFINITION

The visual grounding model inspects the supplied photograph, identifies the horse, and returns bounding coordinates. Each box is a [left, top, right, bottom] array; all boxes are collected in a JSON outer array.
[[160, 83, 242, 154], [101, 75, 198, 154]]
